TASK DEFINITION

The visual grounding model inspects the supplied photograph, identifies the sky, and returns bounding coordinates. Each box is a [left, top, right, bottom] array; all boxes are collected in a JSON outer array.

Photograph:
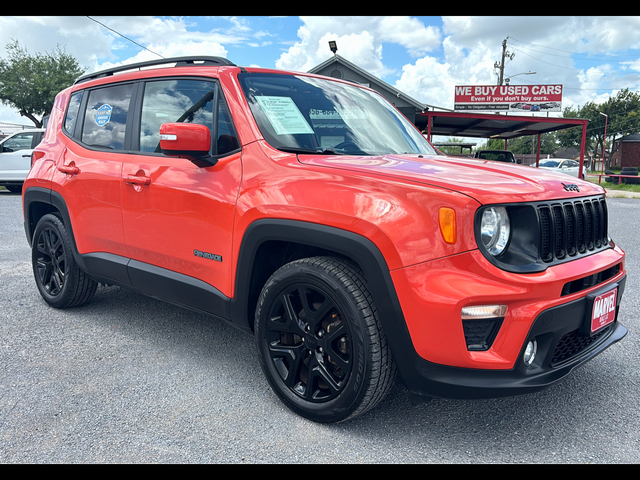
[[2, 15, 640, 139]]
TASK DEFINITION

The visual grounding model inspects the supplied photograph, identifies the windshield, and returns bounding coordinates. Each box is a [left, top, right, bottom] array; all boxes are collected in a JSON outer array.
[[539, 160, 559, 168], [478, 151, 513, 162], [238, 73, 437, 156]]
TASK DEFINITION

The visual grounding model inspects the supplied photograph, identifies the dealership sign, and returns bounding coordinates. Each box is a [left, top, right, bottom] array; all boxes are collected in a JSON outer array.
[[454, 85, 563, 112]]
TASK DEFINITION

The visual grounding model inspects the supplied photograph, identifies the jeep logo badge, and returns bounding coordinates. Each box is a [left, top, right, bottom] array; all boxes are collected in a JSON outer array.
[[562, 182, 580, 192]]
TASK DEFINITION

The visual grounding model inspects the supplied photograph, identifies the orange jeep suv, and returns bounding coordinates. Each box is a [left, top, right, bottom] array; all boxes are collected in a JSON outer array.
[[23, 56, 627, 423]]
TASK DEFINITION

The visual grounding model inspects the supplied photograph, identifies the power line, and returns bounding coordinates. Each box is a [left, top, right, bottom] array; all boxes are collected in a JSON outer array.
[[509, 36, 640, 60], [501, 73, 640, 92], [86, 16, 164, 60], [514, 47, 640, 77]]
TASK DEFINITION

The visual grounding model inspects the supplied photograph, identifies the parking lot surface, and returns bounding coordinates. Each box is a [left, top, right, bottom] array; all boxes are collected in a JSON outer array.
[[1, 189, 638, 463]]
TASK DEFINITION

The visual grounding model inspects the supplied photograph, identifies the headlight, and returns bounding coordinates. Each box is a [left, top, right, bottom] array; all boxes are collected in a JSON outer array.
[[480, 207, 510, 256]]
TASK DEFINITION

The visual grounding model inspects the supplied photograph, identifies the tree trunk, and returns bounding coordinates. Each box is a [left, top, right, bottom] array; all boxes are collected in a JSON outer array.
[[18, 109, 42, 128]]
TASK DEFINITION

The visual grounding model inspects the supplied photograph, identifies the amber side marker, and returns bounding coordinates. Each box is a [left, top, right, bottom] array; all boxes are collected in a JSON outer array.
[[439, 207, 456, 244]]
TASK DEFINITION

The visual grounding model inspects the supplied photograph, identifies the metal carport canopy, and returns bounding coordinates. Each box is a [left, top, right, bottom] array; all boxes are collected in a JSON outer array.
[[417, 111, 589, 169]]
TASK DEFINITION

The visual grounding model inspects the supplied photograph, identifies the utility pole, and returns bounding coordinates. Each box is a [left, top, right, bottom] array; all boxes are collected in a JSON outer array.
[[494, 37, 515, 85]]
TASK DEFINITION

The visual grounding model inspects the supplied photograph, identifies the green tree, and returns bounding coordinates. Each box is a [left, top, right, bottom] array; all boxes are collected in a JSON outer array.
[[0, 40, 85, 128], [504, 133, 558, 155], [475, 134, 558, 155]]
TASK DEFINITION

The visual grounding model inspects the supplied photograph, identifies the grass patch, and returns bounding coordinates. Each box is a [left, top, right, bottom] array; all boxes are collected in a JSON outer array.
[[586, 175, 640, 192]]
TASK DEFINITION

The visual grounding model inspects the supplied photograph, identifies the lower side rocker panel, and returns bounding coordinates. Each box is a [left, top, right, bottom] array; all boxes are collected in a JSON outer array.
[[81, 252, 234, 327]]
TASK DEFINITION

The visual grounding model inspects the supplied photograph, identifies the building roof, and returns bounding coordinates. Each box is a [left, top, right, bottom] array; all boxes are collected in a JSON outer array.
[[308, 54, 441, 112], [417, 111, 589, 140], [619, 134, 640, 142]]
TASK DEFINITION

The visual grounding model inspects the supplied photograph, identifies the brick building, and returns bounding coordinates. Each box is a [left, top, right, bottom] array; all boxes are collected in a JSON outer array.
[[611, 135, 640, 168]]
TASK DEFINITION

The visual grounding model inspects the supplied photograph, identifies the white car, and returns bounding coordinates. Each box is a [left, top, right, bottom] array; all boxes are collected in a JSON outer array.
[[537, 158, 586, 180], [0, 128, 45, 192]]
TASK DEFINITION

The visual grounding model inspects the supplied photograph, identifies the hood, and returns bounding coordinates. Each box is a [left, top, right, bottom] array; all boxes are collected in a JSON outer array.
[[297, 153, 604, 205]]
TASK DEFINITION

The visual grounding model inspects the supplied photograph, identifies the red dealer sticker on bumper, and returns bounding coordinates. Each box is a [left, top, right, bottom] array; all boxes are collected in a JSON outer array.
[[591, 288, 618, 334]]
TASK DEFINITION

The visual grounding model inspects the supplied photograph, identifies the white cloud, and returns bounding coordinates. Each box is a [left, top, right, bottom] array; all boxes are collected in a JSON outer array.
[[275, 16, 440, 76]]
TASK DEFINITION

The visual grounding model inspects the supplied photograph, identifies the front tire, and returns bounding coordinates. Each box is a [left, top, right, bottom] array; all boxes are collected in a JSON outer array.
[[255, 256, 396, 423], [32, 214, 97, 309]]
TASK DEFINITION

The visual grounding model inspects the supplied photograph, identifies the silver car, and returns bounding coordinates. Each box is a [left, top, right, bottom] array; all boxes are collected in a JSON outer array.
[[0, 128, 45, 192], [537, 158, 587, 180]]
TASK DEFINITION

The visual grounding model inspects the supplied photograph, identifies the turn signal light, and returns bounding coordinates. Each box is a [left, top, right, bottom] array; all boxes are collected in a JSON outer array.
[[439, 207, 456, 244], [461, 305, 508, 320]]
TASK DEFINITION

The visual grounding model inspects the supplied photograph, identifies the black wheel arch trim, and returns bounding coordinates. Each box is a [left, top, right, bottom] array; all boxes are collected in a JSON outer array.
[[24, 187, 88, 272]]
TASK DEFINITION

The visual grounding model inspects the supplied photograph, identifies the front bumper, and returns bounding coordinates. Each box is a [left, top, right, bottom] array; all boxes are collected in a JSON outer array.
[[388, 247, 627, 399], [400, 277, 627, 399]]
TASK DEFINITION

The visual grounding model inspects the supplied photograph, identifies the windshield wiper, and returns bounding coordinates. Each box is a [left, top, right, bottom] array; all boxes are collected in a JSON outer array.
[[275, 145, 342, 155]]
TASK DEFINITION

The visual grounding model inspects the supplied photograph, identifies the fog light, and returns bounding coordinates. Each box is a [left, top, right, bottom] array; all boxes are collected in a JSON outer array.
[[523, 340, 537, 366]]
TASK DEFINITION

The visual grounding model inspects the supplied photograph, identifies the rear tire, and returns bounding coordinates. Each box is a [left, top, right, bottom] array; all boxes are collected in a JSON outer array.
[[255, 256, 396, 423], [32, 214, 97, 309]]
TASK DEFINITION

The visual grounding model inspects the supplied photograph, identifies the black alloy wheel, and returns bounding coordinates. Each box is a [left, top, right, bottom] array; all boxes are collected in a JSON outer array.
[[255, 256, 396, 423], [32, 214, 97, 309], [35, 224, 67, 297], [264, 282, 352, 403]]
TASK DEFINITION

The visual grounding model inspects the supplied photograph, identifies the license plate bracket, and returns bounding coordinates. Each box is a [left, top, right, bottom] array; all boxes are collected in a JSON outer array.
[[580, 284, 618, 337]]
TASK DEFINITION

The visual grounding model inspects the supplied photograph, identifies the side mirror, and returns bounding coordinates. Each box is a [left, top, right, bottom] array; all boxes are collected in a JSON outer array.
[[516, 159, 522, 164], [159, 123, 217, 167]]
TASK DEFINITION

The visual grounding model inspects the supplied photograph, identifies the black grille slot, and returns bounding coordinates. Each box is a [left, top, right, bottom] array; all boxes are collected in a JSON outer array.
[[561, 263, 621, 296], [539, 207, 552, 262], [538, 197, 608, 264], [553, 205, 565, 259], [592, 200, 601, 248], [584, 201, 594, 250], [599, 199, 608, 246], [575, 203, 586, 253], [564, 204, 576, 256]]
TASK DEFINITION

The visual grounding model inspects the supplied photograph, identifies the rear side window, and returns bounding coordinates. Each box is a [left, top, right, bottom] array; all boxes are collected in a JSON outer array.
[[64, 91, 83, 136], [81, 84, 134, 150]]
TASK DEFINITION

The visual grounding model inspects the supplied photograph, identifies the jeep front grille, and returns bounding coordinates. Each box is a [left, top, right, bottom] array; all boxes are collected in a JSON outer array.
[[475, 195, 612, 273], [537, 197, 608, 264]]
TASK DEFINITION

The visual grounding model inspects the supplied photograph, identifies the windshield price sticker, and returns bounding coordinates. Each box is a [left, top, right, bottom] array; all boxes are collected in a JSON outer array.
[[255, 96, 314, 135], [591, 288, 617, 333]]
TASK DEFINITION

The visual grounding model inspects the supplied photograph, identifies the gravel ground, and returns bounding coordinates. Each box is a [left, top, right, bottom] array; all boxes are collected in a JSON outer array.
[[1, 189, 638, 463]]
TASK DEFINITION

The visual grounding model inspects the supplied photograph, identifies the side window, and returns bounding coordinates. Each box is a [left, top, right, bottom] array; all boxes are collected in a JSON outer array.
[[139, 79, 215, 153], [216, 95, 239, 156], [2, 132, 35, 152], [81, 83, 134, 150], [64, 91, 83, 136]]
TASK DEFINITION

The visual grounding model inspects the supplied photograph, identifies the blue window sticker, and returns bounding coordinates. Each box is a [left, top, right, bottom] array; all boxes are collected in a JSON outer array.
[[95, 104, 113, 126]]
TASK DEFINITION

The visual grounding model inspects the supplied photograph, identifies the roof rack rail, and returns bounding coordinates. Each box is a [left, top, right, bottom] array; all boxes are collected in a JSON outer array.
[[74, 56, 236, 85]]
